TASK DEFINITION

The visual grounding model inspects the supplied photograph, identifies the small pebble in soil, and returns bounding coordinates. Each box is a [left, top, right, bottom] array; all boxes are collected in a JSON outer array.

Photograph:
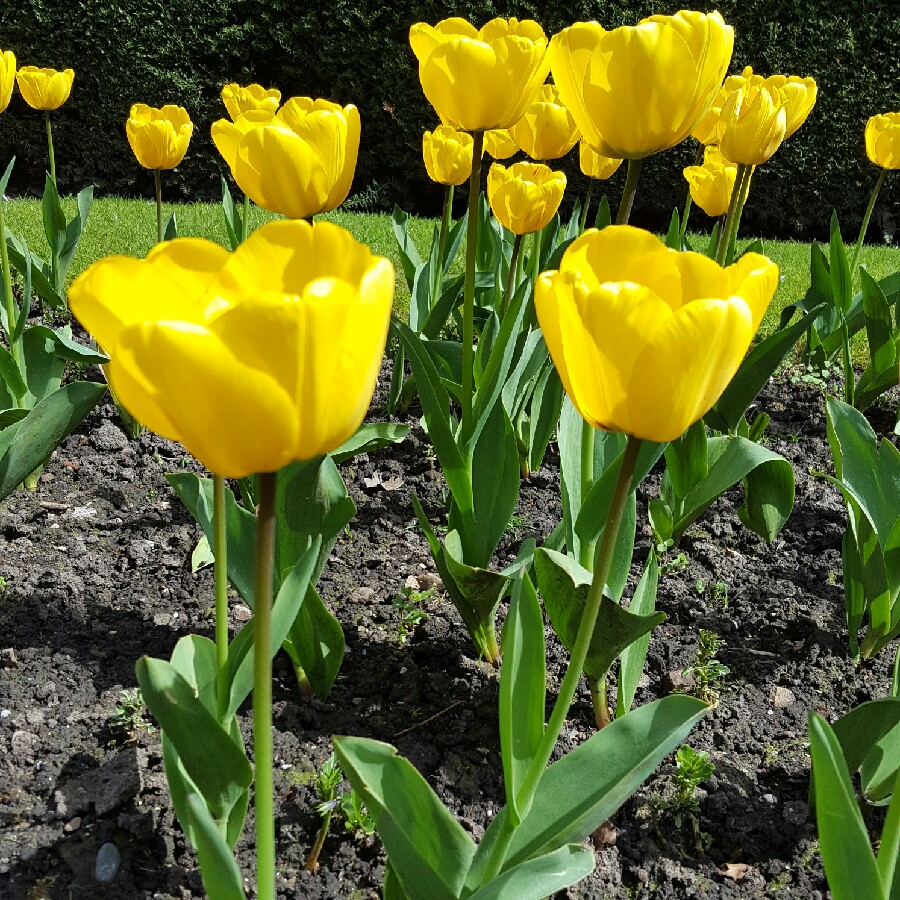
[[94, 842, 121, 882]]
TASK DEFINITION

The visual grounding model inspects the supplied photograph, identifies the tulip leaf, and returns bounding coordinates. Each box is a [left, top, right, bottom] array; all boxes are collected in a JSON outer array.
[[467, 845, 595, 900], [522, 360, 563, 476], [4, 233, 65, 310], [466, 695, 707, 887], [739, 453, 797, 542], [617, 550, 660, 717], [333, 736, 476, 900], [26, 324, 109, 365], [0, 381, 106, 503], [42, 173, 67, 258], [0, 345, 26, 399], [331, 422, 411, 464], [499, 572, 546, 823], [20, 325, 66, 406], [421, 274, 464, 340], [169, 634, 219, 714], [283, 584, 345, 698], [220, 177, 242, 251], [384, 861, 410, 900], [808, 712, 885, 900], [163, 211, 178, 242], [58, 185, 93, 281], [0, 156, 14, 195], [665, 209, 682, 250], [534, 548, 665, 684], [665, 420, 708, 500], [594, 195, 611, 230], [186, 794, 247, 900], [392, 205, 423, 290], [829, 211, 853, 315]]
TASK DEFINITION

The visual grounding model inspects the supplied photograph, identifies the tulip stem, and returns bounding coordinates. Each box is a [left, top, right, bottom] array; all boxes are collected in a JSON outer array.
[[503, 233, 523, 315], [841, 314, 855, 407], [716, 163, 750, 266], [213, 474, 230, 722], [851, 168, 888, 275], [252, 471, 277, 900], [44, 111, 56, 186], [480, 435, 642, 881], [439, 184, 454, 269], [580, 181, 594, 233], [578, 418, 595, 570], [242, 193, 252, 243], [154, 170, 164, 244], [615, 158, 643, 226], [461, 130, 484, 439], [531, 228, 543, 288], [590, 674, 611, 729]]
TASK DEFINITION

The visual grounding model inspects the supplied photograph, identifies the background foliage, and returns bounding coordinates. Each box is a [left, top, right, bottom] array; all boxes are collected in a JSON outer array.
[[2, 0, 898, 240]]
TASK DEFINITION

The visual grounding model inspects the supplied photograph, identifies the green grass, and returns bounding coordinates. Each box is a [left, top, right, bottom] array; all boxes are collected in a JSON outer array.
[[6, 196, 900, 356]]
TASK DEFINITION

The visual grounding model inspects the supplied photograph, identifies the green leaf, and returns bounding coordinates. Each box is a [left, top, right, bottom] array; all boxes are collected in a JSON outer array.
[[665, 209, 682, 250], [808, 712, 885, 900], [330, 422, 410, 464], [59, 185, 93, 280], [170, 634, 219, 713], [0, 381, 106, 502], [283, 584, 345, 697], [392, 205, 423, 290], [594, 195, 611, 230], [617, 551, 660, 717], [0, 344, 27, 398], [830, 698, 900, 802], [384, 860, 411, 900], [333, 736, 476, 900], [42, 173, 67, 257], [4, 234, 65, 309], [861, 269, 896, 376], [664, 420, 707, 500], [877, 772, 900, 892], [21, 325, 65, 405], [0, 157, 14, 195], [499, 573, 546, 823], [186, 794, 247, 900], [829, 212, 853, 315], [739, 452, 797, 542], [861, 719, 900, 803], [136, 657, 252, 823], [27, 324, 108, 365], [467, 845, 594, 900], [220, 177, 241, 251]]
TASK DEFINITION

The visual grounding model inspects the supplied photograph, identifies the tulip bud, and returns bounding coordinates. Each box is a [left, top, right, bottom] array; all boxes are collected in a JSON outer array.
[[865, 112, 900, 170], [422, 125, 474, 186], [126, 104, 194, 171], [221, 82, 281, 121], [683, 146, 737, 217], [0, 50, 16, 114], [487, 161, 566, 235], [16, 66, 74, 110], [717, 83, 787, 166], [484, 128, 518, 160], [509, 83, 580, 161], [579, 141, 622, 180]]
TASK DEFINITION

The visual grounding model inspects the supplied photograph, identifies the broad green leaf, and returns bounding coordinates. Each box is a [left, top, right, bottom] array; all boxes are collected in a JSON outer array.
[[333, 736, 476, 900], [842, 526, 867, 660], [665, 209, 681, 250], [42, 173, 67, 257], [830, 698, 900, 802], [163, 211, 178, 242], [861, 720, 900, 803], [186, 794, 247, 900], [59, 185, 94, 279], [499, 574, 546, 822], [467, 845, 594, 900], [594, 195, 611, 230], [220, 177, 242, 251], [861, 268, 896, 378], [392, 205, 423, 290], [0, 157, 14, 194], [665, 420, 707, 500], [808, 712, 885, 900], [617, 551, 660, 717], [4, 234, 65, 309], [27, 324, 108, 365], [0, 381, 106, 502], [877, 772, 900, 892], [0, 345, 27, 398], [283, 584, 345, 697], [385, 860, 411, 900], [170, 634, 218, 714], [829, 212, 852, 315], [331, 422, 410, 464], [421, 275, 464, 340], [739, 452, 797, 541], [21, 325, 66, 405], [525, 362, 563, 474]]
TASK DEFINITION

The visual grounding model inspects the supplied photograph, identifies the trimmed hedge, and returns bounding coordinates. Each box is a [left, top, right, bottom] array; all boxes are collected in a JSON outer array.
[[2, 0, 898, 240]]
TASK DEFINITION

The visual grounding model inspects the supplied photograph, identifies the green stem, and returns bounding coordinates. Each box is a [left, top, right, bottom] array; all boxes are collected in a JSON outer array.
[[242, 193, 251, 243], [841, 313, 855, 406], [715, 163, 750, 266], [213, 475, 230, 721], [615, 158, 643, 226], [461, 130, 484, 440], [154, 170, 163, 244], [579, 180, 594, 233], [503, 233, 523, 315], [304, 809, 334, 872], [578, 418, 595, 570], [44, 111, 56, 186], [530, 227, 543, 287], [590, 674, 611, 729], [729, 165, 753, 261], [0, 200, 23, 395], [482, 435, 642, 878], [851, 168, 888, 275], [439, 183, 454, 268], [252, 472, 277, 900], [681, 196, 692, 242]]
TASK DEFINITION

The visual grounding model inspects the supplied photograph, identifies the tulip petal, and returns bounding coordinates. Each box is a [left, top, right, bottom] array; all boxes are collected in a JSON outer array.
[[724, 253, 780, 333], [549, 24, 607, 149]]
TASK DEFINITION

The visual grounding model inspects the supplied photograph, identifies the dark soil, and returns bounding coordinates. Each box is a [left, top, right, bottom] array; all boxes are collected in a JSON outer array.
[[1, 364, 897, 900]]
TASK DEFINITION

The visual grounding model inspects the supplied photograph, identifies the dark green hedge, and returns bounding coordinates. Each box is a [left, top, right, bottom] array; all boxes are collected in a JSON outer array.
[[2, 0, 898, 240]]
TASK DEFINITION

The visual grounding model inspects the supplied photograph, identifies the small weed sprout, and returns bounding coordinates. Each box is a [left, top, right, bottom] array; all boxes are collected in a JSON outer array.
[[339, 788, 376, 835], [682, 630, 730, 705], [0, 574, 8, 593], [392, 585, 434, 642], [660, 550, 689, 577], [505, 513, 527, 537], [108, 688, 153, 746], [654, 745, 715, 853]]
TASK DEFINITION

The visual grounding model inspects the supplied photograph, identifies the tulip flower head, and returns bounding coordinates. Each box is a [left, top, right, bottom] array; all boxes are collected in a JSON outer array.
[[0, 50, 15, 114], [536, 225, 778, 442], [484, 128, 518, 159], [865, 112, 900, 170], [16, 65, 74, 110], [717, 82, 787, 166], [509, 83, 580, 161], [126, 104, 193, 170], [550, 11, 734, 159], [683, 145, 737, 217], [422, 125, 474, 185], [409, 17, 550, 132], [221, 82, 281, 121], [69, 220, 394, 478], [487, 161, 566, 235], [213, 96, 360, 220], [579, 140, 623, 180]]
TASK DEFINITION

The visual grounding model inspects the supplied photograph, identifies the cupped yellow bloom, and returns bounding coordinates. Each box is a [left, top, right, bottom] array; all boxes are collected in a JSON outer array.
[[765, 74, 816, 138], [422, 125, 474, 185], [69, 220, 394, 478], [535, 225, 778, 443], [0, 50, 15, 114], [16, 66, 74, 110], [221, 82, 281, 121], [683, 146, 737, 217], [717, 83, 787, 166], [509, 83, 580, 160], [550, 11, 733, 159], [579, 140, 622, 180], [126, 104, 193, 170], [865, 113, 900, 170], [487, 161, 566, 235], [409, 17, 550, 132], [220, 96, 360, 219], [485, 128, 518, 159]]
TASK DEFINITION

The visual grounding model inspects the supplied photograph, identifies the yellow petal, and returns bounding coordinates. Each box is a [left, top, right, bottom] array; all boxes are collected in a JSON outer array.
[[0, 50, 16, 114], [549, 23, 607, 150]]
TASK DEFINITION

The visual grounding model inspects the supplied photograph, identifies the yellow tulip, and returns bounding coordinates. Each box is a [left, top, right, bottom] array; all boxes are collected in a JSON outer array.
[[509, 83, 580, 160], [409, 17, 550, 132], [69, 220, 394, 478], [535, 225, 778, 442], [683, 146, 737, 217], [866, 112, 900, 170], [0, 50, 15, 114], [717, 83, 787, 166], [422, 125, 474, 185], [16, 66, 74, 110], [220, 96, 359, 219], [221, 82, 281, 121], [765, 74, 816, 138], [550, 11, 733, 159], [579, 140, 622, 180], [126, 104, 193, 170], [487, 161, 566, 235], [484, 128, 518, 159]]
